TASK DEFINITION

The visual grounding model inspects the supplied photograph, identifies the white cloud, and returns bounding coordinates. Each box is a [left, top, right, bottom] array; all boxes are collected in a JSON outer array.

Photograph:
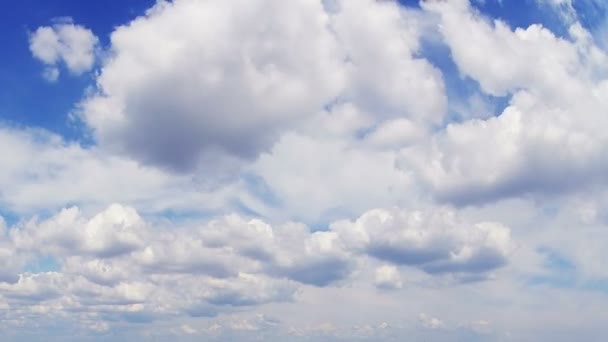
[[81, 0, 344, 173], [331, 207, 513, 277], [418, 313, 445, 330], [0, 203, 514, 333], [250, 132, 414, 222], [374, 265, 403, 289], [29, 20, 98, 80], [0, 126, 241, 215], [402, 0, 608, 205], [79, 0, 445, 176]]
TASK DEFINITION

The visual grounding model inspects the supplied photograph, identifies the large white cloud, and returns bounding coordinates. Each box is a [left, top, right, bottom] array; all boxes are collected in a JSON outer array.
[[10, 0, 608, 340], [331, 207, 513, 277], [81, 0, 344, 173], [80, 0, 445, 174]]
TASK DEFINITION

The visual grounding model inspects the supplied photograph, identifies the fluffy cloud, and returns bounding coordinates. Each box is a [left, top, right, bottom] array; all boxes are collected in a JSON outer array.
[[0, 203, 513, 331], [402, 0, 608, 205], [11, 204, 144, 258], [0, 220, 22, 283], [374, 265, 403, 290], [81, 0, 344, 173], [332, 207, 513, 277], [80, 0, 445, 175], [29, 19, 98, 80]]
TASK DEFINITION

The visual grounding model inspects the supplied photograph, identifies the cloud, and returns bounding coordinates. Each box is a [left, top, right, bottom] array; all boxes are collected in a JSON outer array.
[[0, 233, 21, 284], [11, 204, 144, 258], [9, 0, 608, 340], [250, 132, 414, 223], [79, 0, 445, 175], [418, 313, 445, 330], [0, 126, 242, 215], [0, 203, 514, 332], [29, 19, 98, 80], [332, 207, 513, 277], [401, 0, 608, 205]]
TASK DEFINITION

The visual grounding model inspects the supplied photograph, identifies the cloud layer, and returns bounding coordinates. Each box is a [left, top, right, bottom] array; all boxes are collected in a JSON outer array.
[[0, 204, 512, 334]]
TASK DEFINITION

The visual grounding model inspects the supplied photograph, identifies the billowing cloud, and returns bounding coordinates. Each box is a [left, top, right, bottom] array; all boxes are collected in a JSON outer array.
[[402, 0, 608, 205], [80, 0, 445, 174], [332, 207, 513, 277], [0, 203, 513, 332], [8, 0, 608, 340]]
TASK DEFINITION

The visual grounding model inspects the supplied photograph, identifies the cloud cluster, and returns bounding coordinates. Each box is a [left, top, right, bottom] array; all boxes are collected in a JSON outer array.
[[29, 19, 98, 81], [403, 0, 608, 205], [80, 0, 445, 174], [0, 203, 512, 330], [12, 0, 608, 340]]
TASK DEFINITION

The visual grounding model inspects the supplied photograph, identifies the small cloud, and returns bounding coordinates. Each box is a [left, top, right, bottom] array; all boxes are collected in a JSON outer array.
[[29, 19, 99, 82], [180, 324, 197, 334], [42, 67, 59, 82], [418, 313, 445, 330], [374, 265, 403, 289]]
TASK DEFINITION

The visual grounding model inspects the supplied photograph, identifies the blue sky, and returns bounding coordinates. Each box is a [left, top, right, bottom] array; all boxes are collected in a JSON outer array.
[[0, 0, 154, 140], [1, 0, 608, 341]]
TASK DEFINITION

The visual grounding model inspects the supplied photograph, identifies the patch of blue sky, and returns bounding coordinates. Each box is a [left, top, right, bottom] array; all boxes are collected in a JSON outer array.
[[150, 208, 219, 226], [471, 0, 572, 37], [575, 0, 608, 50], [527, 248, 576, 288], [527, 247, 608, 293], [23, 254, 61, 273], [0, 209, 21, 228], [572, 0, 608, 29], [473, 0, 608, 42], [241, 173, 283, 209], [417, 30, 511, 126], [397, 0, 423, 9], [231, 173, 284, 219]]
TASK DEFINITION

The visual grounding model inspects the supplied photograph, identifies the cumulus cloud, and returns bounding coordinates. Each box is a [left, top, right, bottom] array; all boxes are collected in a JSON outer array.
[[0, 203, 513, 331], [11, 204, 144, 258], [401, 0, 608, 205], [9, 0, 608, 340], [250, 132, 414, 222], [331, 207, 513, 277], [79, 0, 445, 175], [29, 19, 98, 80]]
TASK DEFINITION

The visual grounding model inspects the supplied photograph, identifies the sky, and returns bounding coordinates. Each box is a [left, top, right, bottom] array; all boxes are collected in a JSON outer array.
[[1, 0, 608, 341]]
